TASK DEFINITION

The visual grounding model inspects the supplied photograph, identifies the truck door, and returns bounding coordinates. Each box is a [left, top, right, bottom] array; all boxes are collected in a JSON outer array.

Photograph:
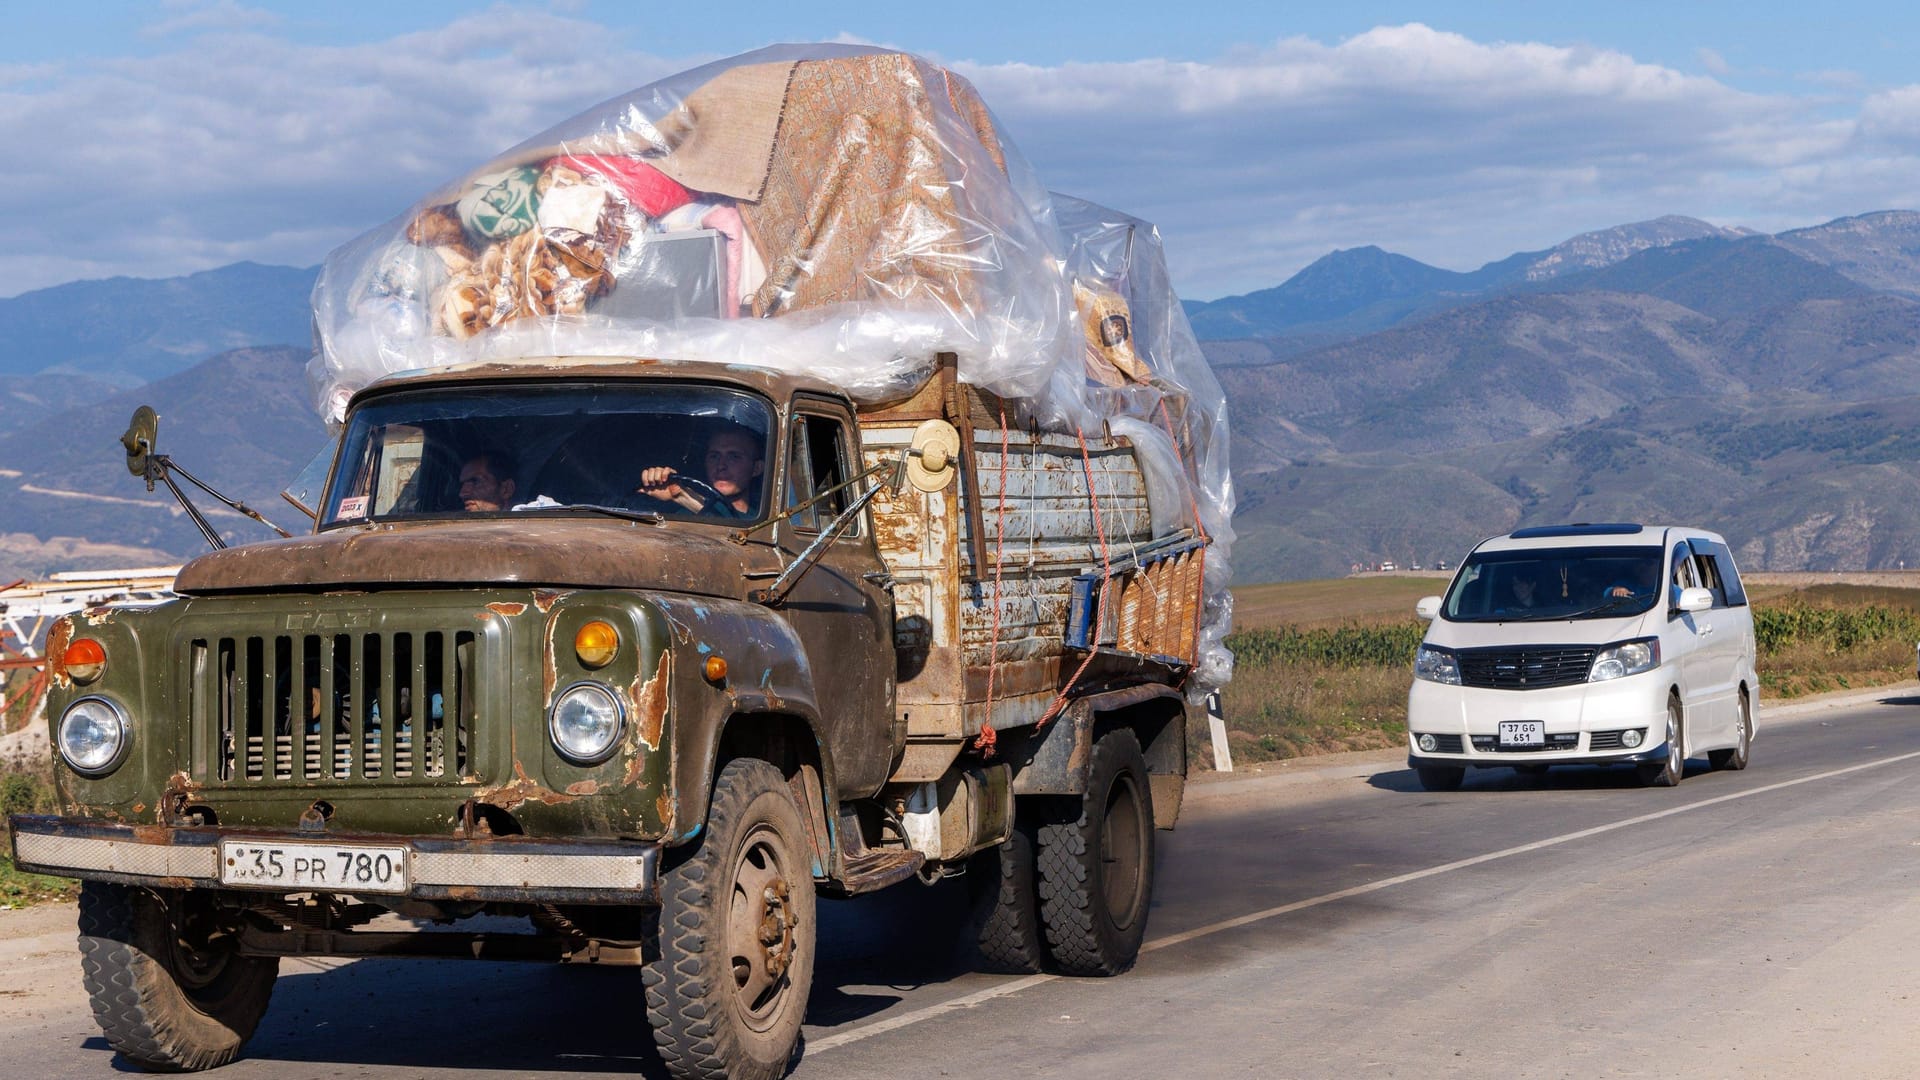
[[777, 401, 896, 797]]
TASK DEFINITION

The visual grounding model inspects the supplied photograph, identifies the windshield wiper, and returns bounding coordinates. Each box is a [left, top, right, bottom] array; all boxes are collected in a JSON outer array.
[[536, 503, 664, 525], [1568, 594, 1642, 619]]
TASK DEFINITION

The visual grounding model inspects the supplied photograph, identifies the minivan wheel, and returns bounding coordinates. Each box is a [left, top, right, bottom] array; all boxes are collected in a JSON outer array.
[[1637, 698, 1685, 788], [1709, 691, 1752, 771], [1416, 766, 1466, 792]]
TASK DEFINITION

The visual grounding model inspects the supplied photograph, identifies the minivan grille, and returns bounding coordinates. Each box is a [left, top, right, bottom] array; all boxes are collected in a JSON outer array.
[[190, 630, 475, 783], [1456, 646, 1597, 690]]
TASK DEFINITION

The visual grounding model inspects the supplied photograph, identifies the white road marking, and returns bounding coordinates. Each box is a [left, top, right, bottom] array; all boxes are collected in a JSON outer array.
[[808, 748, 1920, 1053]]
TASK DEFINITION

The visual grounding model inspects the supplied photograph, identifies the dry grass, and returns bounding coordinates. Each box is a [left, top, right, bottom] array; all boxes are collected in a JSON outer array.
[[0, 764, 75, 907], [1232, 575, 1446, 630], [1760, 638, 1915, 698], [1212, 659, 1409, 766]]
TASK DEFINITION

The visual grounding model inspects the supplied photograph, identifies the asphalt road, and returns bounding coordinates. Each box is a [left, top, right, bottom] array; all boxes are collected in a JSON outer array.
[[6, 687, 1920, 1078]]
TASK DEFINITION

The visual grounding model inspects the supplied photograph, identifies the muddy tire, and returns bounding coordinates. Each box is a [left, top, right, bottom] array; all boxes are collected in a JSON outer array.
[[643, 758, 816, 1080], [77, 882, 279, 1072], [963, 816, 1047, 974], [1036, 729, 1155, 977]]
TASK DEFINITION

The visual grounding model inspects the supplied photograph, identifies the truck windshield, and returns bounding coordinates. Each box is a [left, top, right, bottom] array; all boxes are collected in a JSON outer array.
[[1443, 546, 1665, 622], [321, 383, 774, 527]]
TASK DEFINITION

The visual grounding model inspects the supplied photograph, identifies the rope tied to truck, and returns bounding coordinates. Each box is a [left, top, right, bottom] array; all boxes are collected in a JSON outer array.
[[975, 401, 1014, 758], [972, 420, 1114, 753]]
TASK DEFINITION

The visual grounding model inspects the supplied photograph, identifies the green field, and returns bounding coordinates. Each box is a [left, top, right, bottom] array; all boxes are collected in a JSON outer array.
[[1206, 576, 1920, 770]]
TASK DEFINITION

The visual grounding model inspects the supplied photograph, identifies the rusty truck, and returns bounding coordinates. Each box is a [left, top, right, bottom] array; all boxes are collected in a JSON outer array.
[[10, 352, 1209, 1079]]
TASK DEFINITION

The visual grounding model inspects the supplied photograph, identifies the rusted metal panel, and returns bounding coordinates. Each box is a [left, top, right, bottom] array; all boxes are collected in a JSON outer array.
[[864, 378, 1199, 760]]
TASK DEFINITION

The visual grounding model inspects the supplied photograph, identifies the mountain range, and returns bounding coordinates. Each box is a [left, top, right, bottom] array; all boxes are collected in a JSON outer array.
[[5, 211, 1920, 582]]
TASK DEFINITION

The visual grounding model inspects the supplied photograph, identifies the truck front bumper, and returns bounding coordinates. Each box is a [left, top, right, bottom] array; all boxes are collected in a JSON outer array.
[[8, 815, 661, 905]]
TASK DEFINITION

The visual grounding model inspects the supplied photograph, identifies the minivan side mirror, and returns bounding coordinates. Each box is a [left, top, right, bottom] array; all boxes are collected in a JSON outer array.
[[1415, 596, 1443, 620], [1676, 586, 1713, 613]]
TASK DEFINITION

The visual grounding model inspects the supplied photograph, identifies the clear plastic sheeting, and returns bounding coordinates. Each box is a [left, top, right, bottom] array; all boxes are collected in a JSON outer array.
[[308, 43, 1234, 693], [1053, 195, 1236, 692]]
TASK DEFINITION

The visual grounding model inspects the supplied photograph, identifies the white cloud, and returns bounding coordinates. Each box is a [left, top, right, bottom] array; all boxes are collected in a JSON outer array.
[[0, 16, 1913, 304], [140, 0, 282, 39], [1696, 47, 1730, 77]]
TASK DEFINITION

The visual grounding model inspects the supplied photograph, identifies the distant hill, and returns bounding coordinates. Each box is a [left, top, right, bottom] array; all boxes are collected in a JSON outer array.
[[0, 262, 317, 383], [1544, 236, 1870, 321], [1774, 211, 1920, 299], [1186, 215, 1752, 342], [0, 346, 328, 580]]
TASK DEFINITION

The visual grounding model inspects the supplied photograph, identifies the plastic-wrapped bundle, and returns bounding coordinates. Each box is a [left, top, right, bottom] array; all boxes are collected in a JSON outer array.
[[309, 43, 1234, 691]]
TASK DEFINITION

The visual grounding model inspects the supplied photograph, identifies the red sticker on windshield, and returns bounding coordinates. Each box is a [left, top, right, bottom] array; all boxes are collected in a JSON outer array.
[[338, 496, 369, 520]]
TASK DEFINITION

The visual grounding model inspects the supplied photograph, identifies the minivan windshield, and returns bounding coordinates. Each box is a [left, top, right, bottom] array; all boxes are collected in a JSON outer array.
[[321, 382, 773, 528], [1443, 545, 1665, 622]]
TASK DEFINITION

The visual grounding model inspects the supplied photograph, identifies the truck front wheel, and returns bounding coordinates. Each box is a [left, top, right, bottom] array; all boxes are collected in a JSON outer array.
[[77, 882, 280, 1072], [644, 757, 816, 1080], [1036, 728, 1155, 976]]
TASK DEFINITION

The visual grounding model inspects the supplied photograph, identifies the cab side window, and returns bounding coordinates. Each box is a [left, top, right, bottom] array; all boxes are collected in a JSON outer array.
[[1671, 546, 1699, 592], [1687, 538, 1746, 608], [785, 414, 853, 535], [1692, 553, 1728, 607]]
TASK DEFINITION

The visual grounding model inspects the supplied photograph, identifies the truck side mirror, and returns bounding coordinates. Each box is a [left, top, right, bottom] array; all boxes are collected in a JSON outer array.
[[1676, 586, 1713, 613], [122, 405, 160, 481], [1415, 596, 1442, 620]]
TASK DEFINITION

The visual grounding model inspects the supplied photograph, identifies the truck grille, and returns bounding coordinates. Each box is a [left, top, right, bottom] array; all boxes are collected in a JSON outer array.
[[1456, 647, 1597, 691], [191, 630, 475, 783]]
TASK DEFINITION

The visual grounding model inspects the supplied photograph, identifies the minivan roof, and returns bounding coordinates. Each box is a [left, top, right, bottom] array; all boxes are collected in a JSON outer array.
[[1475, 523, 1726, 554]]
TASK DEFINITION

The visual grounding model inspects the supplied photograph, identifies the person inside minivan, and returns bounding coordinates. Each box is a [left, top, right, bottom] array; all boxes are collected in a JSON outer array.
[[1603, 560, 1660, 601], [1500, 570, 1542, 614]]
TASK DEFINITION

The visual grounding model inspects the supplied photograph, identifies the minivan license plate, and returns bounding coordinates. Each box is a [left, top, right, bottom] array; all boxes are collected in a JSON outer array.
[[220, 841, 409, 894], [1498, 721, 1546, 747]]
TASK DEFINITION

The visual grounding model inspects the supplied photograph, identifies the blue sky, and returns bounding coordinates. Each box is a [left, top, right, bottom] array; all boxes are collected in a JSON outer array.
[[7, 1, 1920, 301]]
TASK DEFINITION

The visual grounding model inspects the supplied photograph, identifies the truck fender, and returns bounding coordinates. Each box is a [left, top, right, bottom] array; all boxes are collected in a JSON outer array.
[[1008, 684, 1187, 828], [643, 595, 834, 851]]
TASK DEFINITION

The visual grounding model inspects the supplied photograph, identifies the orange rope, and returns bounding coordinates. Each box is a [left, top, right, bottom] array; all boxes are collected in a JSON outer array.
[[974, 403, 1014, 758], [1031, 425, 1114, 732]]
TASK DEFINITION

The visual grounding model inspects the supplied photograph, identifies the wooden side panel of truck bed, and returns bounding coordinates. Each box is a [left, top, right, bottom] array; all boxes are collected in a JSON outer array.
[[861, 361, 1206, 782]]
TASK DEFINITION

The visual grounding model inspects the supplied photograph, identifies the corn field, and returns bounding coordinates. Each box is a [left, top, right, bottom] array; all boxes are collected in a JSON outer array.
[[1752, 602, 1920, 655]]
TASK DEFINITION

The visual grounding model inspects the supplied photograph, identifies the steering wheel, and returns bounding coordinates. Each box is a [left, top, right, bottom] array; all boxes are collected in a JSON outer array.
[[667, 472, 731, 512]]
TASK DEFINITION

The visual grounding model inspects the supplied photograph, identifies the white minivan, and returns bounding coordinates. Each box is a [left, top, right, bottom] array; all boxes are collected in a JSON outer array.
[[1406, 524, 1757, 791]]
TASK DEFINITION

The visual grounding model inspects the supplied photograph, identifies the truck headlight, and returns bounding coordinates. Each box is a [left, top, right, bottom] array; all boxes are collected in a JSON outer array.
[[58, 696, 129, 776], [1590, 639, 1660, 682], [1414, 644, 1461, 685], [548, 682, 623, 765]]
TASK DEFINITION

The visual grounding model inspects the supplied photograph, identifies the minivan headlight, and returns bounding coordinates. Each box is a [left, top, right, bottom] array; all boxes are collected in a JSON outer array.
[[1590, 639, 1660, 682], [58, 696, 129, 776], [548, 682, 624, 764], [1414, 644, 1462, 685]]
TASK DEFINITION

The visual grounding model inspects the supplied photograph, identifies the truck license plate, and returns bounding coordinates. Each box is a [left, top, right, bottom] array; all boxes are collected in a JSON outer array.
[[1498, 721, 1546, 747], [220, 841, 409, 894]]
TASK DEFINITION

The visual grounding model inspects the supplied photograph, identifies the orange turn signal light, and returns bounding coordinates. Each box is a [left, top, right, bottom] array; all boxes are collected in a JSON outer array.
[[573, 621, 619, 669], [64, 638, 107, 683], [703, 655, 728, 684]]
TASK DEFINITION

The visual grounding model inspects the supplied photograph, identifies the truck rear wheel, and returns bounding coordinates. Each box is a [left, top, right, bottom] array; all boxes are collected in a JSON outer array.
[[963, 816, 1047, 974], [643, 757, 815, 1080], [1036, 729, 1155, 976], [77, 881, 279, 1072]]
